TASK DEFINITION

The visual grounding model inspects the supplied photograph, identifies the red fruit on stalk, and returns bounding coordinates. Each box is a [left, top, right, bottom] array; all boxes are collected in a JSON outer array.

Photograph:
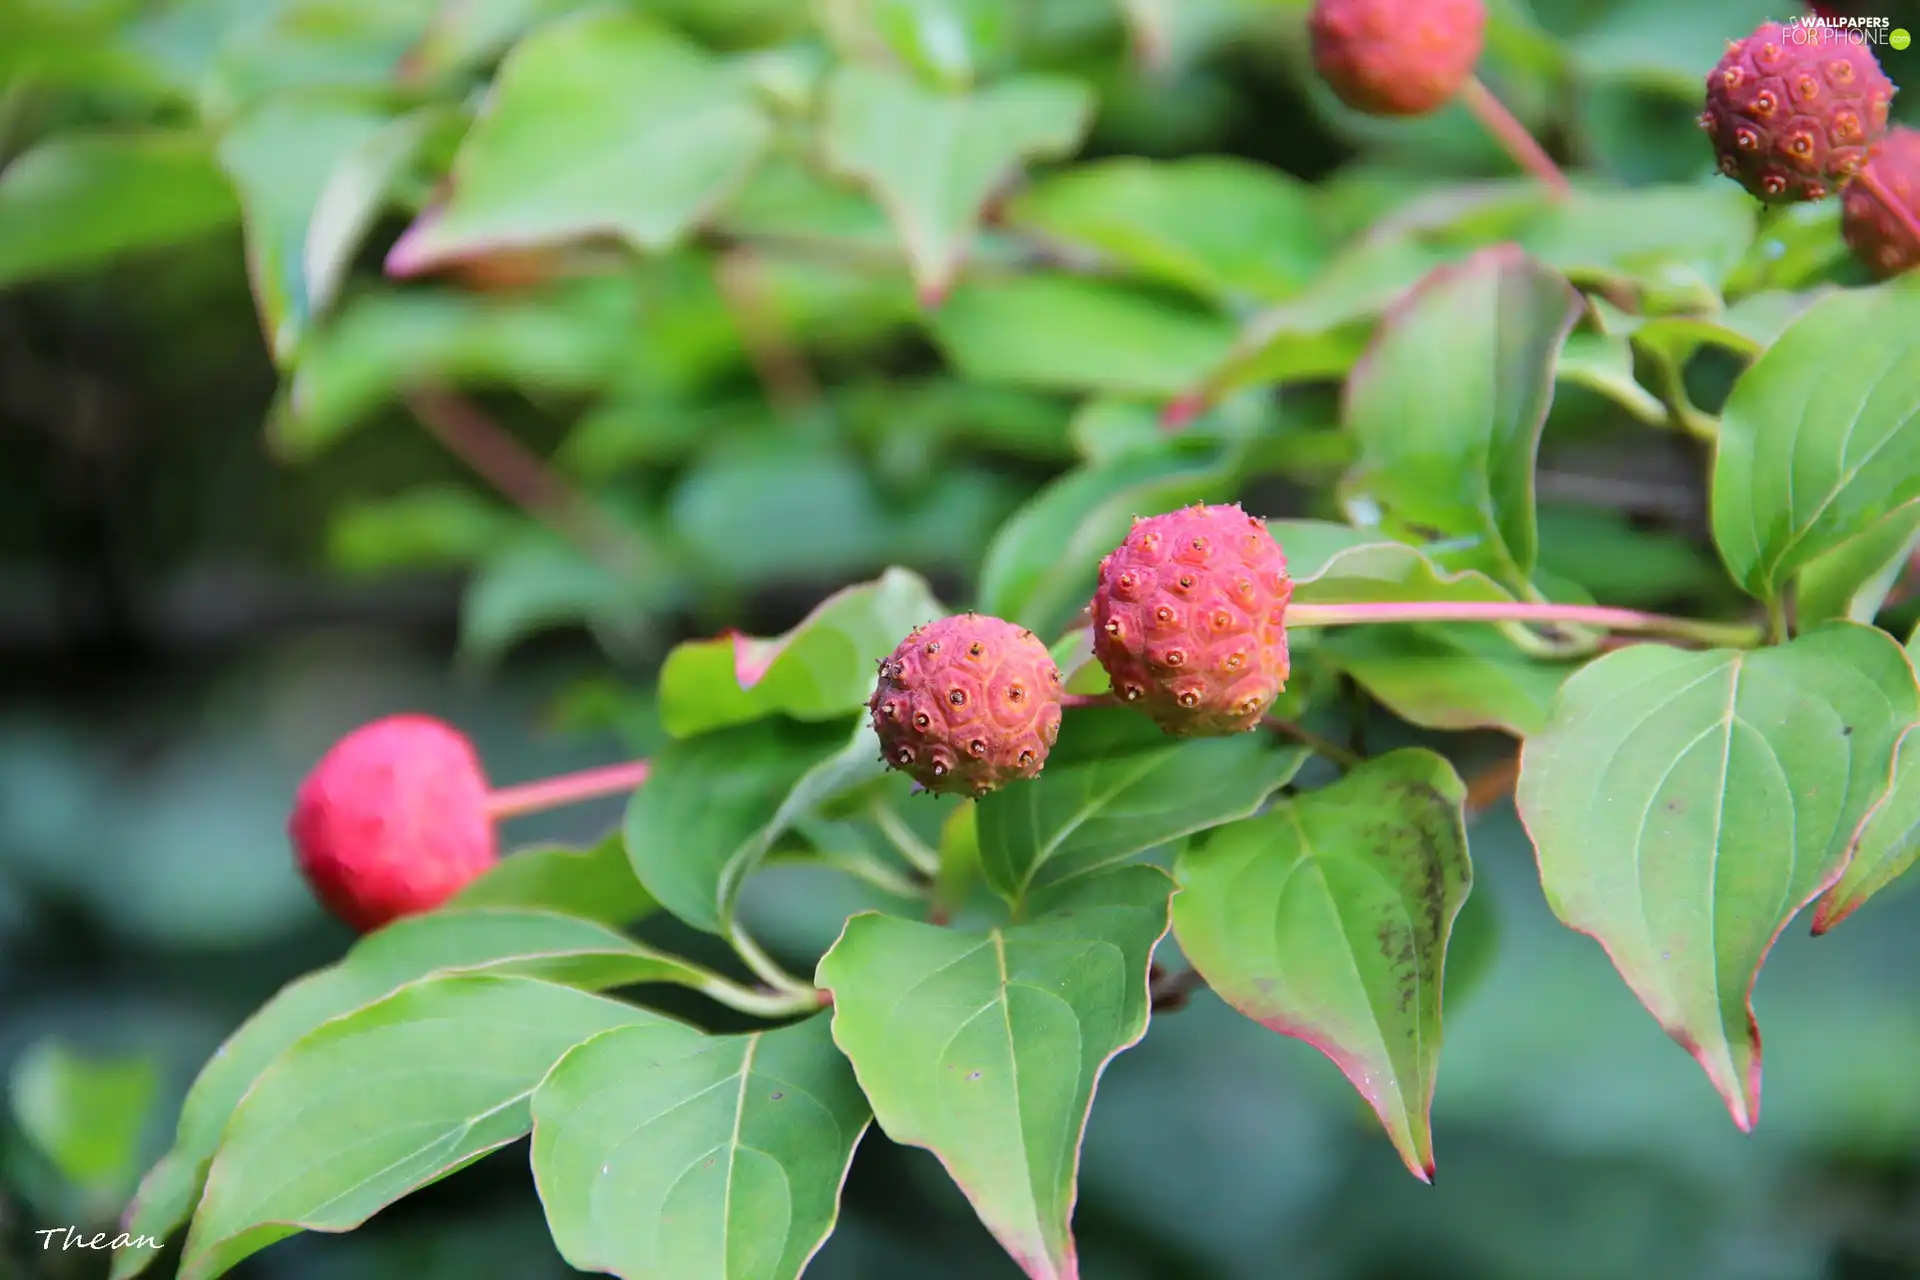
[[289, 715, 497, 932], [1700, 20, 1894, 204], [1092, 503, 1293, 738], [1308, 0, 1486, 117], [1843, 126, 1920, 277], [869, 614, 1063, 798]]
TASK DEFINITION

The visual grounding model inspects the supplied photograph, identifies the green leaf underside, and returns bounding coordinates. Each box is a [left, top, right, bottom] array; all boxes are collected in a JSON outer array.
[[1710, 274, 1920, 603], [451, 831, 659, 925], [1342, 244, 1584, 589], [657, 568, 945, 739], [180, 976, 666, 1280], [820, 63, 1092, 295], [815, 865, 1174, 1280], [531, 1013, 870, 1280], [387, 12, 772, 272], [1795, 516, 1920, 630], [975, 706, 1308, 903], [1515, 624, 1919, 1130], [626, 720, 880, 935], [1272, 520, 1516, 606], [1319, 625, 1577, 737], [1172, 749, 1471, 1180], [1815, 723, 1920, 932], [115, 909, 693, 1277]]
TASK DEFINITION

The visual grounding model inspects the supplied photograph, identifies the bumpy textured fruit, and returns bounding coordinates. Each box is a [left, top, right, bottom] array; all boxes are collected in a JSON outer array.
[[1843, 126, 1920, 276], [1309, 0, 1486, 117], [1700, 21, 1894, 203], [289, 715, 497, 931], [869, 614, 1063, 797], [1093, 504, 1292, 737]]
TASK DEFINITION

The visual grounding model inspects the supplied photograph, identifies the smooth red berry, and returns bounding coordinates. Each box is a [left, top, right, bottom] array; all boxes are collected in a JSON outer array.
[[289, 715, 496, 932]]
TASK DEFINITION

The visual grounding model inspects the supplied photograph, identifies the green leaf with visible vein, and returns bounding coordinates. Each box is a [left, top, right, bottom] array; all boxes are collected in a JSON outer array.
[[386, 12, 772, 273], [1710, 274, 1920, 604], [1814, 723, 1920, 933], [975, 705, 1306, 902], [452, 831, 658, 925], [1173, 748, 1471, 1180], [1515, 624, 1919, 1130], [657, 568, 945, 739], [1342, 244, 1584, 589], [820, 64, 1092, 298], [531, 1012, 869, 1280], [816, 864, 1173, 1280], [179, 975, 665, 1280], [1319, 625, 1577, 737], [626, 720, 880, 934], [113, 908, 700, 1279], [1273, 520, 1516, 607]]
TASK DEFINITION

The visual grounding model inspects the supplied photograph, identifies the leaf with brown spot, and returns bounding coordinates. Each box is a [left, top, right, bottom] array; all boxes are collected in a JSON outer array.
[[1172, 749, 1472, 1181]]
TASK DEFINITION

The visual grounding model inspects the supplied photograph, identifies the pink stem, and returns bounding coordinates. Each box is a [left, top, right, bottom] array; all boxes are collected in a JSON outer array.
[[486, 759, 652, 821], [1459, 75, 1571, 199], [1286, 600, 1761, 648]]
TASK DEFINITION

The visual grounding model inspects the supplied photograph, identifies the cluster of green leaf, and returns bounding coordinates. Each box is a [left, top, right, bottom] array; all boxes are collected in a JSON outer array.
[[9, 0, 1920, 1277]]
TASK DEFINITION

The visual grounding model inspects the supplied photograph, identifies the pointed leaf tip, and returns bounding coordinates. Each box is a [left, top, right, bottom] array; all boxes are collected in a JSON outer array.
[[1516, 625, 1917, 1130], [1173, 748, 1471, 1182], [817, 865, 1174, 1280]]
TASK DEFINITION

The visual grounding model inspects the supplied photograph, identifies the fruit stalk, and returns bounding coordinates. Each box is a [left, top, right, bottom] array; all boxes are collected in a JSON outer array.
[[1458, 76, 1571, 197], [1286, 599, 1762, 648], [485, 759, 653, 820]]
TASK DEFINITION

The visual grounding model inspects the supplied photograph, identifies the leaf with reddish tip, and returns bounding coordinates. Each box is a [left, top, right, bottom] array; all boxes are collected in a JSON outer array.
[[1341, 244, 1584, 592], [1813, 724, 1920, 933], [1515, 624, 1918, 1131], [385, 12, 772, 274], [656, 568, 946, 739], [1172, 749, 1471, 1181], [815, 864, 1173, 1280], [820, 63, 1092, 299]]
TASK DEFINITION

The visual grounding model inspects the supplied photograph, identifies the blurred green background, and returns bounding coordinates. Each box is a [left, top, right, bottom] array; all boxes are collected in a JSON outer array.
[[5, 0, 1920, 1277]]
